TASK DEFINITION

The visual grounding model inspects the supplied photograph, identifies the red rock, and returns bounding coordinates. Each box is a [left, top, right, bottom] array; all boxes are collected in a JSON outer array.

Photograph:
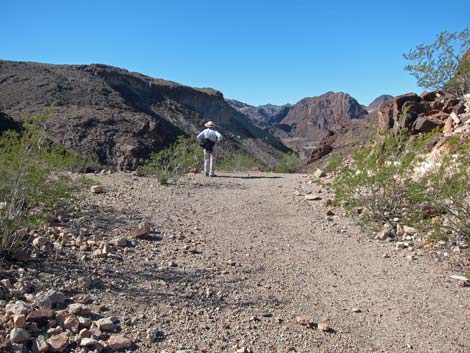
[[412, 116, 445, 133], [94, 317, 115, 331], [80, 337, 104, 351], [421, 91, 437, 101], [295, 315, 314, 328], [393, 93, 421, 118], [67, 303, 90, 316], [13, 315, 26, 328], [107, 335, 132, 350], [131, 222, 151, 239], [378, 101, 394, 133], [443, 116, 453, 134], [64, 315, 80, 333], [46, 332, 69, 352], [26, 309, 55, 325]]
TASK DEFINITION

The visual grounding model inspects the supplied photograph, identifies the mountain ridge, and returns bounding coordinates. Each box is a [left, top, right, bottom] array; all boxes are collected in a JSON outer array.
[[0, 60, 290, 169]]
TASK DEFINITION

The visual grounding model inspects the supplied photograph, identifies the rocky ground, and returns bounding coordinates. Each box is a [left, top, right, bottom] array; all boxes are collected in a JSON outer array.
[[1, 171, 470, 353]]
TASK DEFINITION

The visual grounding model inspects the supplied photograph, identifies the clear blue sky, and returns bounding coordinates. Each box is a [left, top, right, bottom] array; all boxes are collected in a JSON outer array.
[[3, 0, 469, 106]]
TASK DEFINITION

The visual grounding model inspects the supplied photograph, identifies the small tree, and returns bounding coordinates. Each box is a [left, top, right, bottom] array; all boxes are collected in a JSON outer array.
[[404, 28, 470, 96]]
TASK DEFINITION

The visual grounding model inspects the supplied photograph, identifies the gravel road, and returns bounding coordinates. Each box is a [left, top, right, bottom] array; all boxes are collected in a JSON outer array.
[[80, 171, 470, 353]]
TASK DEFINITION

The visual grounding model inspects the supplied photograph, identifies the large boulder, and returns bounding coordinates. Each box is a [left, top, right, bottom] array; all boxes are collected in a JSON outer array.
[[378, 102, 394, 133], [412, 116, 445, 133], [393, 93, 421, 118]]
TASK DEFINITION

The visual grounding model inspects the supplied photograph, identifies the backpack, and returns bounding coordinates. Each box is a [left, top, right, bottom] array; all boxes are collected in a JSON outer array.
[[199, 138, 215, 152]]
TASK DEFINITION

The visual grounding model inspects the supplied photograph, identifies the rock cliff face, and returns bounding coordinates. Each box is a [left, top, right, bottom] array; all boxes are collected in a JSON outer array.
[[280, 92, 368, 143], [0, 61, 289, 169]]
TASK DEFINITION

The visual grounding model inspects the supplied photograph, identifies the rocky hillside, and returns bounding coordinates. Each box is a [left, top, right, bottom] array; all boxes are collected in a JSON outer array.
[[366, 94, 393, 112], [0, 60, 289, 169], [280, 92, 368, 146], [226, 99, 291, 129]]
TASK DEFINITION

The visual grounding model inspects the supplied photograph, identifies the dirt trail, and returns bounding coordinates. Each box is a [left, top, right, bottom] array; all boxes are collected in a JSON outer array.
[[85, 172, 470, 353]]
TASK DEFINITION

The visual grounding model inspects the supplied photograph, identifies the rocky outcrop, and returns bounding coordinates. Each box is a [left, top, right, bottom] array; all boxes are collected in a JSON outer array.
[[280, 92, 368, 143], [307, 130, 336, 163], [0, 60, 289, 169], [377, 90, 468, 138]]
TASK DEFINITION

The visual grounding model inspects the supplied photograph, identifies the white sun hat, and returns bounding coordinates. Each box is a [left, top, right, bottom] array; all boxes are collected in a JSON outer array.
[[204, 121, 216, 128]]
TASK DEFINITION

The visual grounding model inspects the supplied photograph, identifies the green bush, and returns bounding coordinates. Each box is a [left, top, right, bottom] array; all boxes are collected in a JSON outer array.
[[0, 114, 77, 260], [143, 136, 203, 185], [334, 128, 470, 243], [275, 152, 301, 173], [333, 130, 428, 232], [322, 153, 343, 174], [218, 151, 261, 172], [416, 138, 470, 241]]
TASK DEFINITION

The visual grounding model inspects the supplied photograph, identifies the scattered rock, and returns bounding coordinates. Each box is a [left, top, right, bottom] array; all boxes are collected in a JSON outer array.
[[68, 303, 91, 316], [147, 328, 165, 342], [47, 332, 69, 352], [351, 308, 361, 313], [317, 322, 332, 332], [295, 315, 314, 328], [304, 195, 322, 201], [313, 168, 326, 178], [31, 335, 48, 353], [131, 222, 151, 239], [109, 237, 130, 247], [107, 335, 132, 350], [80, 337, 104, 351], [95, 317, 115, 331], [13, 315, 26, 328], [36, 290, 65, 309], [10, 328, 31, 344], [396, 241, 407, 249], [32, 237, 47, 248], [26, 309, 55, 325], [402, 226, 417, 235], [90, 185, 105, 194], [450, 275, 469, 282], [6, 301, 31, 316], [325, 209, 335, 216], [64, 315, 80, 333]]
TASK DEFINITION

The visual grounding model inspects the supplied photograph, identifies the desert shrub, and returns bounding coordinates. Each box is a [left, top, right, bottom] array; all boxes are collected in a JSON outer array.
[[322, 153, 343, 174], [218, 151, 261, 172], [416, 138, 470, 241], [0, 114, 77, 260], [143, 136, 203, 185], [275, 152, 301, 173], [333, 130, 428, 232], [333, 127, 470, 243]]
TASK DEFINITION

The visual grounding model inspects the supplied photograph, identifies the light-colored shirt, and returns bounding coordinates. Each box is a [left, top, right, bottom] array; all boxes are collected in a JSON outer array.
[[197, 128, 223, 143]]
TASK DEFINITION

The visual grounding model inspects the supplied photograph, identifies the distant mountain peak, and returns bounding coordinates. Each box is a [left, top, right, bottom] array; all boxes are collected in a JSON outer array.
[[367, 94, 393, 112]]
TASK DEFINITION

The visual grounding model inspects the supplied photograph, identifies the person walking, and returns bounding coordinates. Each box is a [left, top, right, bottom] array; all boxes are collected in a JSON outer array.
[[197, 121, 223, 177]]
